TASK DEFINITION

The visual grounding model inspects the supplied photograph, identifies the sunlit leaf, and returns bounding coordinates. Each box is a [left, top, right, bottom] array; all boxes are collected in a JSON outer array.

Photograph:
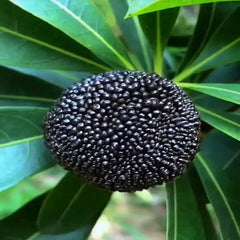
[[10, 0, 133, 69], [179, 83, 240, 104], [0, 0, 109, 72], [126, 0, 240, 17]]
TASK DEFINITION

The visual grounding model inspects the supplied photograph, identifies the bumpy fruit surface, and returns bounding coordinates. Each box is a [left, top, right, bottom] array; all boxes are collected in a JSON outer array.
[[44, 71, 201, 192]]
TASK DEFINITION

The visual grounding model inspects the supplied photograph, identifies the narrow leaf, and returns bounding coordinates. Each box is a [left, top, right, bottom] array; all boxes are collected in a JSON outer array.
[[0, 193, 47, 240], [188, 167, 220, 240], [10, 0, 133, 69], [126, 0, 240, 17], [110, 0, 153, 72], [139, 8, 179, 74], [38, 173, 111, 239], [174, 7, 240, 82], [179, 83, 240, 104], [197, 105, 240, 141], [191, 7, 240, 72], [0, 0, 109, 72], [179, 2, 240, 71], [166, 175, 206, 240], [179, 3, 217, 71], [10, 67, 89, 89], [195, 130, 240, 239]]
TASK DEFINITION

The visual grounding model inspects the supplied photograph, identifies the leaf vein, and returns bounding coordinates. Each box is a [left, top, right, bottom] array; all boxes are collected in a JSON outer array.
[[0, 27, 110, 71], [197, 153, 240, 237]]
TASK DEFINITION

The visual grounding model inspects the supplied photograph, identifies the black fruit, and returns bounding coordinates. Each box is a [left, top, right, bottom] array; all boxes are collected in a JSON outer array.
[[44, 71, 201, 192]]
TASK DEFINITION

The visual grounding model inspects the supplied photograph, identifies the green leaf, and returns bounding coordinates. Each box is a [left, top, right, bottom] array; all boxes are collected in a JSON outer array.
[[126, 0, 240, 17], [166, 175, 206, 240], [191, 7, 240, 72], [92, 0, 116, 28], [195, 130, 240, 239], [0, 66, 61, 104], [190, 65, 240, 112], [188, 167, 220, 240], [0, 166, 64, 220], [0, 0, 109, 72], [203, 63, 240, 84], [0, 107, 54, 191], [174, 7, 240, 82], [179, 3, 216, 71], [164, 47, 187, 78], [179, 3, 240, 71], [10, 0, 134, 69], [10, 67, 89, 89], [179, 83, 240, 105], [139, 8, 179, 74], [0, 107, 47, 146], [37, 173, 111, 239], [0, 193, 47, 240], [197, 105, 240, 141], [110, 0, 153, 72], [0, 139, 54, 192]]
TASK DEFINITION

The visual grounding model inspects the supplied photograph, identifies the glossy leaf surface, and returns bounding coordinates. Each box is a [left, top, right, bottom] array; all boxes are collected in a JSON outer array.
[[0, 139, 54, 192], [10, 0, 133, 69], [179, 83, 240, 104], [0, 107, 47, 146], [126, 0, 240, 17], [0, 0, 109, 72]]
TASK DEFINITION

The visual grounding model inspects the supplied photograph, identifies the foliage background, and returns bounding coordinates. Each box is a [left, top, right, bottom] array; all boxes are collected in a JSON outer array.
[[0, 0, 240, 239]]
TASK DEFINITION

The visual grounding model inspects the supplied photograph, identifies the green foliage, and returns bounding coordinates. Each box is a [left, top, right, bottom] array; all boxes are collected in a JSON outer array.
[[166, 175, 206, 240], [0, 0, 239, 239], [36, 173, 111, 240], [126, 0, 240, 16]]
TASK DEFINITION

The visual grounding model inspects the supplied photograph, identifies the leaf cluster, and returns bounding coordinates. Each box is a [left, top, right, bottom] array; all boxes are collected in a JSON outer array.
[[0, 0, 240, 239]]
